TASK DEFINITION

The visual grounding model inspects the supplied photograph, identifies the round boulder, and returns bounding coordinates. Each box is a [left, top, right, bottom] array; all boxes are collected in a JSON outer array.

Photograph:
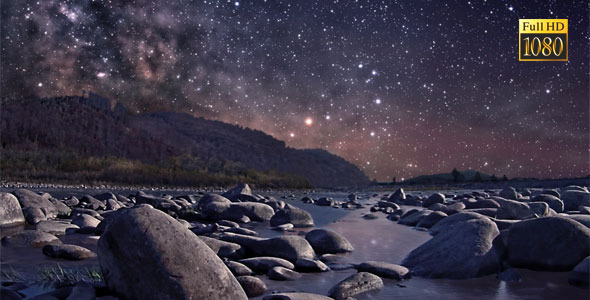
[[328, 272, 383, 300], [305, 229, 353, 255]]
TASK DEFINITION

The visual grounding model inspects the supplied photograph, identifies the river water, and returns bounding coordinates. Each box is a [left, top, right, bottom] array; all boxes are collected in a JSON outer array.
[[0, 188, 587, 299]]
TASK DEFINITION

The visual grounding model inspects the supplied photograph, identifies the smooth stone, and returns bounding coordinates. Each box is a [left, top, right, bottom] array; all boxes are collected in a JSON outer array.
[[220, 233, 315, 262], [270, 204, 314, 228], [239, 257, 295, 273], [42, 244, 96, 260], [263, 293, 334, 300], [507, 216, 590, 271], [267, 266, 302, 281], [204, 201, 275, 222], [35, 221, 79, 235], [416, 211, 447, 229], [499, 187, 519, 200], [328, 272, 383, 300], [198, 235, 244, 259], [399, 210, 432, 226], [97, 206, 247, 300], [12, 189, 58, 224], [0, 193, 25, 227], [305, 229, 353, 255], [236, 276, 267, 297], [423, 193, 445, 207], [72, 214, 101, 228], [562, 191, 590, 211], [226, 261, 253, 276], [2, 230, 62, 248], [295, 258, 330, 272], [357, 261, 410, 280], [532, 194, 564, 213]]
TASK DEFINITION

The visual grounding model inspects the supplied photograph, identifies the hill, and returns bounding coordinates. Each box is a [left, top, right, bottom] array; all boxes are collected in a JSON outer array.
[[401, 169, 493, 185], [0, 94, 370, 188]]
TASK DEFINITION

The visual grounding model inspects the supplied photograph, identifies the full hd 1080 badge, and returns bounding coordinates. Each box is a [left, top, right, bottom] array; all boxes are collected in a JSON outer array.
[[519, 19, 567, 61]]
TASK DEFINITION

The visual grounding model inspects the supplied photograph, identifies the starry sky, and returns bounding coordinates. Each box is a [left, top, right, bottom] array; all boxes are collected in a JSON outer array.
[[1, 0, 588, 181]]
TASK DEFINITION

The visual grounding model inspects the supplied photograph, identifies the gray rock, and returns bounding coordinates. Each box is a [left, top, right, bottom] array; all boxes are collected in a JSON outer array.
[[499, 187, 518, 200], [267, 266, 302, 280], [541, 189, 560, 198], [566, 214, 590, 228], [445, 202, 466, 214], [97, 206, 247, 300], [222, 183, 253, 201], [270, 204, 314, 228], [63, 196, 79, 207], [0, 192, 25, 226], [305, 229, 353, 255], [13, 189, 58, 224], [357, 261, 410, 280], [568, 257, 589, 287], [295, 258, 330, 272], [316, 197, 335, 207], [35, 221, 79, 235], [48, 198, 71, 218], [464, 199, 500, 209], [464, 208, 497, 218], [532, 194, 564, 213], [562, 191, 590, 211], [239, 257, 295, 273], [236, 276, 267, 297], [416, 211, 447, 229], [388, 188, 406, 203], [197, 194, 231, 211], [42, 244, 96, 260], [80, 195, 107, 211], [198, 235, 244, 259], [328, 272, 383, 300], [495, 198, 536, 220], [430, 212, 489, 235], [2, 230, 61, 247], [226, 261, 253, 276], [220, 233, 315, 262], [204, 201, 274, 222], [263, 293, 334, 300], [399, 210, 432, 226], [377, 201, 400, 210], [72, 214, 101, 229], [423, 193, 445, 207], [402, 218, 501, 279], [507, 217, 590, 271]]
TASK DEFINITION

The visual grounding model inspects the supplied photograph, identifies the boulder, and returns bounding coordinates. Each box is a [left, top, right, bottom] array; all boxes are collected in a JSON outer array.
[[316, 197, 335, 207], [0, 192, 25, 226], [499, 187, 518, 200], [222, 183, 253, 201], [495, 198, 536, 220], [79, 195, 107, 211], [270, 204, 314, 228], [42, 244, 96, 260], [562, 191, 590, 211], [48, 198, 71, 217], [566, 214, 590, 228], [226, 261, 253, 276], [464, 198, 500, 209], [388, 188, 406, 203], [97, 206, 247, 300], [402, 218, 501, 279], [531, 194, 564, 213], [295, 258, 330, 272], [35, 221, 79, 235], [239, 257, 294, 273], [267, 266, 302, 281], [305, 229, 353, 255], [197, 194, 231, 211], [328, 272, 383, 300], [12, 189, 58, 224], [507, 217, 590, 271], [568, 257, 589, 287], [2, 230, 61, 247], [72, 214, 101, 229], [204, 201, 274, 222], [236, 276, 267, 297], [416, 211, 447, 229], [198, 235, 244, 259], [263, 293, 334, 300], [399, 210, 432, 226], [423, 193, 445, 207], [429, 211, 489, 236], [220, 233, 315, 262], [357, 261, 410, 280], [541, 189, 560, 198]]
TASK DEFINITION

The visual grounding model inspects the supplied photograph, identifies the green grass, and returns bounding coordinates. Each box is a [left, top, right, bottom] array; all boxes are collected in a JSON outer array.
[[1, 148, 311, 189], [37, 264, 103, 287]]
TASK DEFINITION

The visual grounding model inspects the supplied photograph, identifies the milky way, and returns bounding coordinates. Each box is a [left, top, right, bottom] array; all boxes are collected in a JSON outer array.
[[1, 1, 588, 181]]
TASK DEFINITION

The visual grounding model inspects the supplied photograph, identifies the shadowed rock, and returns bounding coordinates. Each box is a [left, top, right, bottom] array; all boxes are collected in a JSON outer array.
[[239, 257, 295, 273], [42, 244, 96, 260], [328, 272, 383, 300], [97, 205, 247, 300], [305, 229, 353, 255], [0, 192, 25, 226], [236, 275, 267, 297], [2, 230, 61, 248], [220, 232, 315, 262], [270, 204, 314, 228], [568, 257, 589, 287], [357, 261, 410, 280], [12, 189, 58, 224]]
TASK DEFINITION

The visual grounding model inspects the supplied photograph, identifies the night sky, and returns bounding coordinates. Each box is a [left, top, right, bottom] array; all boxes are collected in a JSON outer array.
[[1, 1, 588, 181]]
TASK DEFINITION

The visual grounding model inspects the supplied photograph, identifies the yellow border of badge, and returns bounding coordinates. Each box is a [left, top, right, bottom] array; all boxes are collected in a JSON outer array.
[[518, 19, 568, 61]]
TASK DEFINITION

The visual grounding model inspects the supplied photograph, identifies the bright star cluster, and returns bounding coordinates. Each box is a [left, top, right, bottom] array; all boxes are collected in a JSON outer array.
[[1, 1, 588, 180]]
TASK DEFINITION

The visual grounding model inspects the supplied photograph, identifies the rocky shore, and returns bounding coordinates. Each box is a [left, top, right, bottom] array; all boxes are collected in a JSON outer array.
[[1, 184, 589, 299]]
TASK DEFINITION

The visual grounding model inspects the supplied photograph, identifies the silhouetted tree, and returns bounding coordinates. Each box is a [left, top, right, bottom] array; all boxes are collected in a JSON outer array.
[[502, 175, 508, 181], [451, 168, 461, 182], [392, 177, 397, 185], [474, 171, 482, 182], [491, 174, 498, 182]]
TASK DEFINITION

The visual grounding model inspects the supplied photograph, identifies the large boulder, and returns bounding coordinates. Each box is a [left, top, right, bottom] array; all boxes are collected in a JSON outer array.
[[398, 209, 432, 226], [236, 276, 267, 297], [12, 189, 58, 224], [531, 194, 564, 213], [357, 261, 410, 280], [506, 217, 590, 271], [402, 218, 501, 279], [328, 272, 383, 300], [494, 197, 538, 220], [270, 204, 314, 228], [79, 195, 107, 211], [204, 201, 274, 222], [197, 194, 231, 211], [220, 233, 315, 262], [416, 211, 447, 229], [423, 193, 445, 207], [388, 188, 406, 203], [222, 183, 253, 201], [0, 192, 25, 226], [198, 235, 244, 259], [97, 206, 247, 300], [562, 191, 590, 211], [305, 229, 353, 254]]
